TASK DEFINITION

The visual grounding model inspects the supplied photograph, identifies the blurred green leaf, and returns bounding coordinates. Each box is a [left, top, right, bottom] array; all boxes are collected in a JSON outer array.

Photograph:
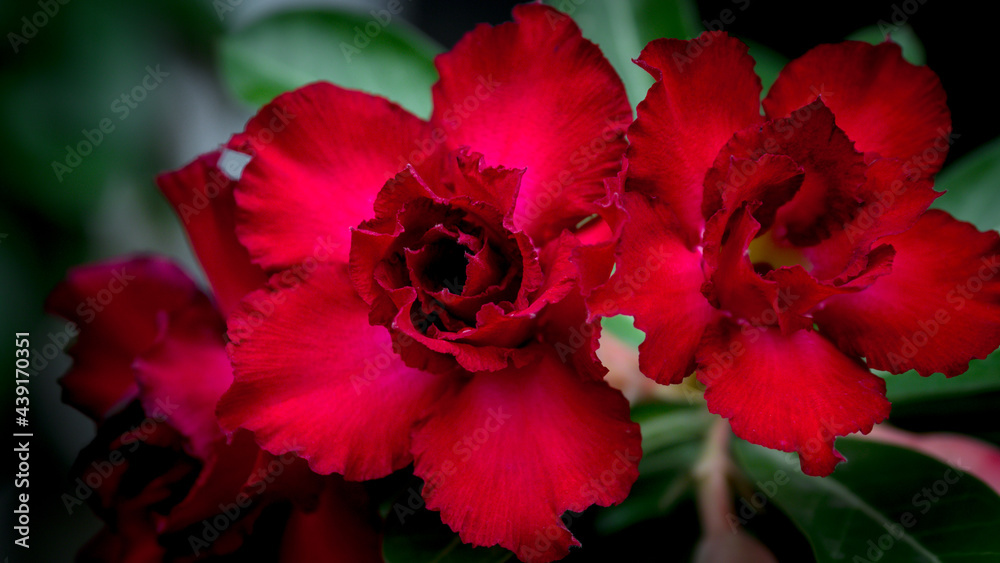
[[596, 404, 711, 533], [933, 136, 1000, 232], [546, 0, 702, 107], [601, 314, 645, 348], [848, 24, 926, 65], [219, 9, 443, 117], [743, 39, 788, 100], [734, 437, 1000, 563], [881, 350, 1000, 404]]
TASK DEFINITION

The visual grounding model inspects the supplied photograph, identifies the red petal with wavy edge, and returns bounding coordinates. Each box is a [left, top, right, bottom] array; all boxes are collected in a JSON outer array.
[[232, 82, 433, 271], [220, 263, 450, 480], [588, 193, 717, 384], [156, 151, 267, 317], [816, 210, 1000, 376], [411, 346, 640, 563], [764, 41, 951, 175], [279, 478, 382, 563], [698, 324, 890, 476], [45, 257, 203, 421], [431, 3, 631, 244], [627, 32, 762, 246]]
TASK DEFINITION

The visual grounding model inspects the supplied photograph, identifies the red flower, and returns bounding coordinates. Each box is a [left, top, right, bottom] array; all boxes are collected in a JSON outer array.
[[158, 5, 638, 562], [47, 256, 382, 562], [591, 32, 1000, 476]]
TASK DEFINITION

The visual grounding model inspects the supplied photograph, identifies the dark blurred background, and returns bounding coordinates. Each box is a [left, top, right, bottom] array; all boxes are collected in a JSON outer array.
[[1, 0, 996, 561]]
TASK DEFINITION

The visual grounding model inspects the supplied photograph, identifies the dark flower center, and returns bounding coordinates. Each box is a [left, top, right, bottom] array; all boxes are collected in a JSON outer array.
[[418, 239, 469, 294]]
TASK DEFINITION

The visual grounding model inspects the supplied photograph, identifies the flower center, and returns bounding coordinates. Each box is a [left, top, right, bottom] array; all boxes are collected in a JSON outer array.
[[423, 239, 469, 294], [748, 229, 812, 275]]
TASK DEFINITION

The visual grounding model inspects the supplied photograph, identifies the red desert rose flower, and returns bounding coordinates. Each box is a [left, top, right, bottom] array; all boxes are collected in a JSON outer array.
[[47, 257, 382, 562], [158, 4, 638, 562], [591, 32, 1000, 476]]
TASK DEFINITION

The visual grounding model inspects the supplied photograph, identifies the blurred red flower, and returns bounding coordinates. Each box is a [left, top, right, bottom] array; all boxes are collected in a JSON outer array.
[[48, 256, 382, 562]]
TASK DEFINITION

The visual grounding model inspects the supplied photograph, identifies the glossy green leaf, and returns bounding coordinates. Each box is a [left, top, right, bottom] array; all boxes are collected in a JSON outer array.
[[595, 404, 712, 533], [734, 437, 1000, 562], [743, 39, 788, 99], [546, 0, 702, 107], [933, 136, 1000, 232], [882, 350, 1000, 404], [219, 9, 442, 117], [848, 24, 926, 65]]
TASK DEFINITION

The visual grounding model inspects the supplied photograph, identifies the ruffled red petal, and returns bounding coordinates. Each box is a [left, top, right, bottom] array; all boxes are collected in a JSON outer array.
[[411, 346, 640, 562], [626, 32, 762, 246], [764, 41, 951, 175], [698, 324, 890, 476], [431, 3, 631, 243], [588, 193, 717, 384], [816, 210, 1000, 376], [220, 263, 450, 479], [232, 82, 433, 271]]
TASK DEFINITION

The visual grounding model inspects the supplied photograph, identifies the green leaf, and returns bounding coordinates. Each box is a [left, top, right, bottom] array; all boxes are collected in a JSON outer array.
[[595, 404, 712, 533], [848, 24, 926, 65], [219, 9, 443, 117], [932, 136, 1000, 232], [546, 0, 702, 107], [743, 39, 788, 100], [734, 437, 1000, 563], [383, 496, 513, 563], [882, 350, 1000, 404], [601, 315, 645, 348]]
